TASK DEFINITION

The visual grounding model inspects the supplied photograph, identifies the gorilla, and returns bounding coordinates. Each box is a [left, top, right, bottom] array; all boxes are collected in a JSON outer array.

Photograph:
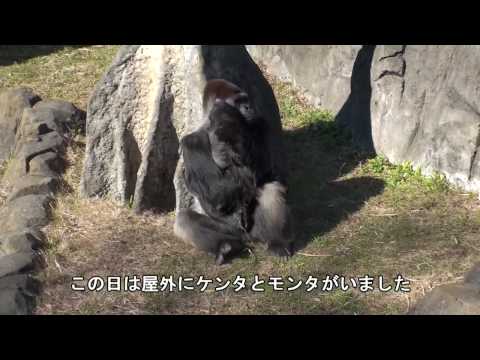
[[181, 102, 257, 232], [174, 79, 293, 265]]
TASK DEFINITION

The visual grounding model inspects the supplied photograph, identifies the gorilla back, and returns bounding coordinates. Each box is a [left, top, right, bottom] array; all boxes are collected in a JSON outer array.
[[181, 125, 256, 227], [176, 105, 257, 264]]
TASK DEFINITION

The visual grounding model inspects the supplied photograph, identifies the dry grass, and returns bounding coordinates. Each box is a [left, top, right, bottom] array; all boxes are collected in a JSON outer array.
[[2, 46, 480, 314], [34, 140, 185, 314], [0, 45, 119, 109], [0, 160, 8, 206]]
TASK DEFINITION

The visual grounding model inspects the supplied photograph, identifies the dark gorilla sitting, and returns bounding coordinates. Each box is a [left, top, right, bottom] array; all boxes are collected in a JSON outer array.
[[182, 101, 257, 232], [174, 79, 293, 264]]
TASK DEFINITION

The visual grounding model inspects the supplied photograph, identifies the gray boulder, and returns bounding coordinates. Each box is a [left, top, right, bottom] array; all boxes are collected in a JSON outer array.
[[370, 45, 480, 193], [0, 251, 38, 278], [0, 274, 40, 315], [410, 263, 480, 315], [33, 99, 86, 134], [2, 131, 66, 189], [464, 263, 480, 287], [250, 45, 480, 194], [0, 88, 41, 162], [246, 45, 362, 113], [0, 195, 53, 234], [1, 95, 81, 190], [0, 89, 80, 314], [28, 151, 64, 178], [0, 229, 45, 254], [7, 175, 59, 202], [410, 283, 480, 315], [80, 45, 285, 214]]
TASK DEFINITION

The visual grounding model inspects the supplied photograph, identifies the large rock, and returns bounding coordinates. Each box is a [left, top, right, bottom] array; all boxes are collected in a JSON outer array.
[[0, 88, 41, 162], [247, 45, 362, 113], [80, 45, 286, 214], [410, 283, 480, 315], [369, 45, 480, 193], [0, 251, 37, 278], [0, 229, 45, 254], [7, 175, 59, 202], [246, 45, 375, 151], [0, 90, 79, 314], [2, 131, 66, 189], [2, 96, 79, 189], [251, 45, 480, 194], [0, 195, 52, 234], [410, 263, 480, 315], [33, 99, 86, 134], [0, 274, 40, 315], [465, 263, 480, 287]]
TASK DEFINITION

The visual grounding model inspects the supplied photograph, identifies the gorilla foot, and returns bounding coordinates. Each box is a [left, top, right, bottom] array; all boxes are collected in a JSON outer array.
[[214, 242, 251, 265], [267, 244, 292, 260]]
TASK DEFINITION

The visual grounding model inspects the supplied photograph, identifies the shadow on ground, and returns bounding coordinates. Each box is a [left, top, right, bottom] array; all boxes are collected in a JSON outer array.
[[282, 45, 382, 252], [284, 122, 385, 253], [0, 46, 84, 66]]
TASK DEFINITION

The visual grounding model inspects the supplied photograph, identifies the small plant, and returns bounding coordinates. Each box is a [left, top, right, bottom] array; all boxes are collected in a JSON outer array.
[[127, 195, 135, 209], [297, 108, 334, 128], [280, 95, 302, 120], [275, 81, 354, 152], [362, 154, 388, 174], [360, 155, 450, 193], [0, 160, 6, 180]]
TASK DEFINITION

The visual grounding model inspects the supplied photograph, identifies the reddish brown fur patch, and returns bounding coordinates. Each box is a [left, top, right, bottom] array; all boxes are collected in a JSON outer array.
[[202, 79, 243, 111]]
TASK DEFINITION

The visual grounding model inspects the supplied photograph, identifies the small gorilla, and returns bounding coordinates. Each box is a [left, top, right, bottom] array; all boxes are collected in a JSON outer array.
[[174, 78, 294, 264]]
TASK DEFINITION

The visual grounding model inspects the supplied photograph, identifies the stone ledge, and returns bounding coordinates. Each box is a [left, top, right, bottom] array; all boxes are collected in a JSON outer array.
[[0, 88, 83, 314]]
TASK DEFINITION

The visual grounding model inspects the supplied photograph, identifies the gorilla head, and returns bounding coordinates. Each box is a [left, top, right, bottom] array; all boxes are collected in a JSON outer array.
[[203, 78, 256, 122]]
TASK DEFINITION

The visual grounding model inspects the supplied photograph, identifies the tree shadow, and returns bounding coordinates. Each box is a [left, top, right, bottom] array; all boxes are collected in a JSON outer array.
[[0, 45, 85, 66]]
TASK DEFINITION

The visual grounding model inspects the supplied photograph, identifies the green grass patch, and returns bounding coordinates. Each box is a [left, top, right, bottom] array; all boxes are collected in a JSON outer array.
[[359, 155, 450, 193]]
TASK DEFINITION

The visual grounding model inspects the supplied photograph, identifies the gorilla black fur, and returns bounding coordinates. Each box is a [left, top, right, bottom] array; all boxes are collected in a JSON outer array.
[[174, 79, 294, 264], [181, 108, 257, 231]]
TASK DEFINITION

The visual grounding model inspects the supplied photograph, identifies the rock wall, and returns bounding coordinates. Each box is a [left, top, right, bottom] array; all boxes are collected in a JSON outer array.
[[248, 45, 480, 194], [0, 88, 83, 314], [410, 263, 480, 315], [80, 45, 286, 214], [246, 45, 362, 113], [370, 45, 480, 193]]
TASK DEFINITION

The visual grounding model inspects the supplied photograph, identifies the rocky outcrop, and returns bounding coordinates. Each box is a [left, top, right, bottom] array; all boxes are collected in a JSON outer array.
[[0, 88, 83, 314], [410, 263, 480, 315], [370, 45, 480, 194], [249, 45, 480, 195], [247, 45, 362, 113], [0, 88, 41, 162], [80, 45, 286, 214], [0, 274, 40, 315]]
